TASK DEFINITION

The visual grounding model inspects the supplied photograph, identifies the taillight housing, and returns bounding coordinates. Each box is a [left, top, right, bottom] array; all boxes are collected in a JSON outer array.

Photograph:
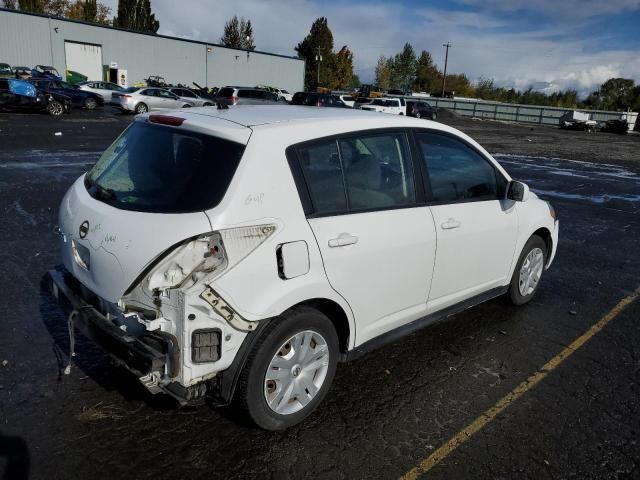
[[122, 94, 132, 99], [146, 224, 276, 292]]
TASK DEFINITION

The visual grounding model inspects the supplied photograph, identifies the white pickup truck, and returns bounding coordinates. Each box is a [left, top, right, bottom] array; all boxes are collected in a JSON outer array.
[[359, 98, 405, 115]]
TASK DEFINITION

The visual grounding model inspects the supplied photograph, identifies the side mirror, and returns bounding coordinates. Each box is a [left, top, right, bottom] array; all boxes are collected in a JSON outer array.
[[506, 180, 529, 202]]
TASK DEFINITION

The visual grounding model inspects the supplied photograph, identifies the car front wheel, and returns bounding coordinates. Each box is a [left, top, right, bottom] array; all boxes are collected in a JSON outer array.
[[508, 235, 547, 305], [84, 97, 97, 110], [46, 100, 64, 116], [236, 306, 339, 430]]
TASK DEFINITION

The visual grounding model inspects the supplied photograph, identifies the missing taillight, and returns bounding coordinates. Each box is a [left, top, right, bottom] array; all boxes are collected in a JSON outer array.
[[149, 115, 186, 126]]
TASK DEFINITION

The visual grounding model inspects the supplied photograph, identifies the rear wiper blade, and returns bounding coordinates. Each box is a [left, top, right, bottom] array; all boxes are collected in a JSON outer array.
[[85, 176, 116, 202]]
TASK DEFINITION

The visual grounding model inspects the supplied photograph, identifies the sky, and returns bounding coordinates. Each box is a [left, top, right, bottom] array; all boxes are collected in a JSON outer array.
[[102, 0, 640, 97]]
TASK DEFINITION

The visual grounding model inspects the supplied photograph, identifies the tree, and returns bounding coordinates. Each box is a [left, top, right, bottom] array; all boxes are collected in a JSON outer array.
[[113, 0, 159, 33], [393, 42, 417, 91], [599, 78, 635, 110], [18, 0, 44, 12], [374, 55, 392, 90], [295, 17, 334, 91], [326, 45, 354, 89], [220, 16, 255, 50], [414, 50, 439, 93], [1, 0, 17, 8]]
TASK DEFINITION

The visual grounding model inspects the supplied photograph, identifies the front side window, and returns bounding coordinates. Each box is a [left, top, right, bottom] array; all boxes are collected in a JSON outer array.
[[85, 122, 245, 213], [416, 132, 504, 203], [296, 132, 416, 215]]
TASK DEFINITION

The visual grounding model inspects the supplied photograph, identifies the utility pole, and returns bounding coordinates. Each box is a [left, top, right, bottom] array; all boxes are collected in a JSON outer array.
[[441, 42, 451, 97], [315, 46, 323, 88]]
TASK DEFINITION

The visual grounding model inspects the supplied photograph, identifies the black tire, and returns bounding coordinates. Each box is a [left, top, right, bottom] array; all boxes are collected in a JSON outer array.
[[84, 97, 97, 110], [507, 235, 547, 305], [203, 102, 213, 107], [415, 112, 421, 119], [135, 102, 148, 114], [431, 112, 437, 121], [235, 306, 339, 430], [46, 100, 64, 117], [182, 104, 192, 108]]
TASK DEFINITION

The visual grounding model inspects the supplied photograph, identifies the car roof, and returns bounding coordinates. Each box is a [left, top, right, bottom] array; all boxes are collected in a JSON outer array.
[[151, 105, 448, 131]]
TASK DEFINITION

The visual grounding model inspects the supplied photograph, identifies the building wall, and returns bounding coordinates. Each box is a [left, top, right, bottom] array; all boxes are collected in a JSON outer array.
[[0, 9, 304, 92]]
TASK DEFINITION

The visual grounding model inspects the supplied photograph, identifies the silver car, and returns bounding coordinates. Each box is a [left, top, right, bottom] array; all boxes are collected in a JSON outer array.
[[167, 87, 214, 107], [78, 81, 124, 102], [111, 87, 194, 114], [215, 86, 283, 106]]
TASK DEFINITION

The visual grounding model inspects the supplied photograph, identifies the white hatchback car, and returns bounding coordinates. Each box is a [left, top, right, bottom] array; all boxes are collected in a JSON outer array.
[[50, 106, 558, 430]]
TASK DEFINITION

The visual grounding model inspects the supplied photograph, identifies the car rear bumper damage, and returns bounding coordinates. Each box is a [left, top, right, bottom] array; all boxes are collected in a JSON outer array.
[[47, 266, 258, 406]]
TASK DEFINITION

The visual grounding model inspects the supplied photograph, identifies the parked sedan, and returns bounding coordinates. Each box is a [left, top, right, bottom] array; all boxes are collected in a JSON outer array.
[[167, 87, 214, 107], [0, 78, 71, 116], [110, 87, 194, 114], [406, 100, 438, 120], [215, 87, 282, 106], [28, 79, 104, 109], [303, 93, 348, 108], [78, 81, 125, 102]]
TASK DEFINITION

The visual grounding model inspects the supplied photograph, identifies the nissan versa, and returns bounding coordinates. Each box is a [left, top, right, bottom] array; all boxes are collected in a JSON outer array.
[[49, 106, 559, 430]]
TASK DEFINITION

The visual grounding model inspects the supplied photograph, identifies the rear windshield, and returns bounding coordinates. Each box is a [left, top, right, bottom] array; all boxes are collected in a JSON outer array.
[[218, 87, 235, 97], [85, 122, 245, 213]]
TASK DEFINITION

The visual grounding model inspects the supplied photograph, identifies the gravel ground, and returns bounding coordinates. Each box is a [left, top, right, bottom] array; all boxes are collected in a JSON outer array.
[[1, 108, 639, 480]]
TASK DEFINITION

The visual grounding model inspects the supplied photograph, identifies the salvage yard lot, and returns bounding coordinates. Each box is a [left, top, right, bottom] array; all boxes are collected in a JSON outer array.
[[1, 109, 639, 480]]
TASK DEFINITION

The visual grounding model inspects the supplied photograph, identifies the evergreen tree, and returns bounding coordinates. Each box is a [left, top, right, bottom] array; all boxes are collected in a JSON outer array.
[[414, 50, 439, 93], [295, 17, 334, 91], [18, 0, 44, 12], [326, 45, 354, 89], [1, 0, 17, 9], [83, 0, 96, 22], [374, 55, 392, 90], [113, 0, 159, 33], [220, 16, 255, 50]]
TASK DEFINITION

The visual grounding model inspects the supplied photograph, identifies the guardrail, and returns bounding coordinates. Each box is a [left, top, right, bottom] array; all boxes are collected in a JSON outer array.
[[409, 96, 638, 130]]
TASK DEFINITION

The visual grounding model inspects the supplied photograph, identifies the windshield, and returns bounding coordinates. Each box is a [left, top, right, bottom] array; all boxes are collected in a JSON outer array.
[[85, 122, 245, 213], [122, 87, 140, 93]]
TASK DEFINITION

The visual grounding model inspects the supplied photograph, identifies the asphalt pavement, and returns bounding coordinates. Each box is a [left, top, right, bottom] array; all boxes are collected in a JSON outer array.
[[1, 109, 639, 480]]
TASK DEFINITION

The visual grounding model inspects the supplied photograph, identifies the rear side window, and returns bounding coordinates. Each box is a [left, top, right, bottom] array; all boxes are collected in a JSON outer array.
[[416, 132, 504, 203], [298, 141, 347, 214], [218, 87, 235, 97], [85, 122, 245, 213]]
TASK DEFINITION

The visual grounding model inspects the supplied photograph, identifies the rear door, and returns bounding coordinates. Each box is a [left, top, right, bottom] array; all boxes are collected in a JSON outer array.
[[415, 131, 518, 312], [293, 131, 437, 345]]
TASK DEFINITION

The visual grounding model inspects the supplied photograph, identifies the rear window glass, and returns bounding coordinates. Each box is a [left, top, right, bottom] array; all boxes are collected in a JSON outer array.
[[85, 122, 245, 213], [218, 87, 235, 97]]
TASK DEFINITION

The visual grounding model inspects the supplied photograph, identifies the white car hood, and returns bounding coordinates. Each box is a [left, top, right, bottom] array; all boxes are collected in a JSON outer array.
[[59, 176, 212, 303]]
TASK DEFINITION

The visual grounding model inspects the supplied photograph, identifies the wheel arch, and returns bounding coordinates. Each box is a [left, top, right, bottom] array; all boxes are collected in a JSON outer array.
[[531, 227, 553, 264], [292, 298, 351, 354]]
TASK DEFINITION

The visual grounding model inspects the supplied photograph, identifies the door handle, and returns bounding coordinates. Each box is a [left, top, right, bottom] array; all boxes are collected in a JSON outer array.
[[441, 218, 461, 230], [328, 233, 359, 248]]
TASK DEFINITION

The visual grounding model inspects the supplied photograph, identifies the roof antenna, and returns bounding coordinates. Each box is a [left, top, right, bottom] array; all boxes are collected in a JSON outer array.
[[216, 101, 229, 110]]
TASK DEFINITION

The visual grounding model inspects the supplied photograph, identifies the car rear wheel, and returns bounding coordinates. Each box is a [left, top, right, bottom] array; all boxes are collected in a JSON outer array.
[[431, 112, 437, 121], [507, 235, 547, 305], [135, 102, 148, 114], [84, 97, 97, 110], [203, 102, 213, 107], [235, 306, 339, 430], [46, 100, 64, 117], [415, 112, 421, 119], [182, 104, 192, 108]]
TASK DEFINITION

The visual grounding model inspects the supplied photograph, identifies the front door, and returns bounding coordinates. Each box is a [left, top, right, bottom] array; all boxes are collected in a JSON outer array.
[[296, 131, 437, 345], [414, 131, 519, 312]]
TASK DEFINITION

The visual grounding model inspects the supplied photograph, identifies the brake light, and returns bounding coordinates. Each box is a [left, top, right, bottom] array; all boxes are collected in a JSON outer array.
[[149, 115, 185, 126], [122, 94, 132, 99]]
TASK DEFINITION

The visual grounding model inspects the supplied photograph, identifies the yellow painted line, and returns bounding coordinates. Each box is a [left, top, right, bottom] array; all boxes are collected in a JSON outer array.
[[401, 287, 640, 480]]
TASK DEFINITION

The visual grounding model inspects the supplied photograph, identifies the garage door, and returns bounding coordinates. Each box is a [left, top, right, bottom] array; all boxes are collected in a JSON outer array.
[[65, 41, 103, 81]]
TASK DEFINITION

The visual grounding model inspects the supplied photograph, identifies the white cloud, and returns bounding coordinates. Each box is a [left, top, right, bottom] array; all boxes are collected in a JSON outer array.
[[101, 0, 640, 96]]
